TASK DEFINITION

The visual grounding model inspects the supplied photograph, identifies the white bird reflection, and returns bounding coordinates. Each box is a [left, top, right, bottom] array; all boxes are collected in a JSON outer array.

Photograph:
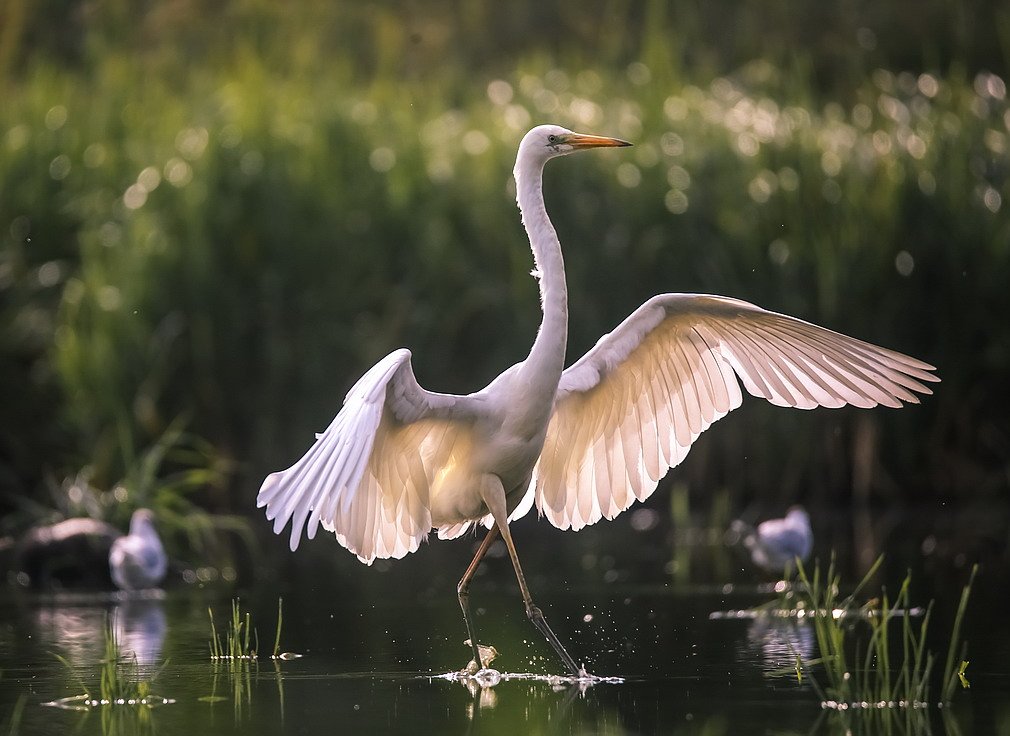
[[112, 597, 167, 667], [743, 617, 815, 675], [31, 595, 166, 668], [33, 605, 107, 667]]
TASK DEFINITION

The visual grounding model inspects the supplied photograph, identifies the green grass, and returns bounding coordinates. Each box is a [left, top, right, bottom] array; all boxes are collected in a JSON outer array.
[[941, 565, 978, 704], [37, 416, 252, 574], [786, 558, 977, 732], [209, 597, 296, 662], [209, 598, 257, 661], [206, 597, 295, 719], [45, 616, 173, 711], [271, 596, 284, 659], [3, 695, 26, 736]]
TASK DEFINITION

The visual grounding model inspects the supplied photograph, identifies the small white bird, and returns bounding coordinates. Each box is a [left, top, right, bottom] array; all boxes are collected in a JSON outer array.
[[109, 509, 168, 591], [258, 125, 937, 675], [732, 506, 814, 574]]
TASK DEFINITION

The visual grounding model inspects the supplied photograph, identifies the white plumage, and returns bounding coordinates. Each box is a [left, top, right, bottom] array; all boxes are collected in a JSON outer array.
[[257, 125, 937, 675], [109, 509, 168, 591], [733, 506, 814, 574]]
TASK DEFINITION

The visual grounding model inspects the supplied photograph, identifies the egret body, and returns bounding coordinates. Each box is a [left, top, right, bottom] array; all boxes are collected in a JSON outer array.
[[258, 125, 937, 675]]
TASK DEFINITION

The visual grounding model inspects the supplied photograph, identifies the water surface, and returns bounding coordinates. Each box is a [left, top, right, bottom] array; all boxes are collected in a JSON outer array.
[[2, 505, 1008, 734]]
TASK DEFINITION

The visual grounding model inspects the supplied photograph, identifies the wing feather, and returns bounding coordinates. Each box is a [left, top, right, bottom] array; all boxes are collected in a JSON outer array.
[[762, 327, 899, 406], [257, 348, 476, 563], [743, 328, 820, 406], [765, 318, 934, 391], [759, 329, 878, 406], [685, 329, 721, 416], [731, 327, 803, 406], [673, 339, 705, 435], [747, 325, 850, 407], [675, 337, 706, 431], [533, 294, 938, 530], [637, 386, 661, 482]]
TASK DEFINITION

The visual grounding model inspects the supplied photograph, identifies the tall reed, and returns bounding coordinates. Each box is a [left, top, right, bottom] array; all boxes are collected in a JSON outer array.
[[794, 558, 977, 714]]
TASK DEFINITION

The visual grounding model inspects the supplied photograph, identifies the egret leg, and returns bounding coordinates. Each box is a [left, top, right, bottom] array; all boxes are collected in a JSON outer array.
[[457, 525, 500, 672], [480, 477, 583, 677]]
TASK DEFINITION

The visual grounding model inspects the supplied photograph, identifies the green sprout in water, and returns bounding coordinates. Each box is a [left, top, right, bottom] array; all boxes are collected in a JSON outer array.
[[208, 597, 300, 662], [272, 596, 284, 660], [205, 598, 298, 721], [44, 616, 173, 712], [209, 598, 257, 661]]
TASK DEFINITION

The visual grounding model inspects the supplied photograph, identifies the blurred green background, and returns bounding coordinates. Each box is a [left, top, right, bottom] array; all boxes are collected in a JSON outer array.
[[1, 0, 1008, 562]]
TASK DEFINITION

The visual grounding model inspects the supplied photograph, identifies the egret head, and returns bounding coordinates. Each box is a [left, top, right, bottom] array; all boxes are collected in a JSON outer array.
[[517, 125, 631, 168]]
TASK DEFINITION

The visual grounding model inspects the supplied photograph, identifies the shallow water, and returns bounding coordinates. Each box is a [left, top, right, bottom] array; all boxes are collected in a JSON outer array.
[[2, 506, 1009, 735]]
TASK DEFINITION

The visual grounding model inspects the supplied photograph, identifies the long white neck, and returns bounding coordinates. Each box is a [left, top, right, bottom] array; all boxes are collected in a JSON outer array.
[[514, 158, 567, 390]]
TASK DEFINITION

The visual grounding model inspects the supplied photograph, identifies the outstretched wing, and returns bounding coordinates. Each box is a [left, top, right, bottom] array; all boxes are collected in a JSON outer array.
[[257, 348, 475, 563], [533, 294, 939, 530]]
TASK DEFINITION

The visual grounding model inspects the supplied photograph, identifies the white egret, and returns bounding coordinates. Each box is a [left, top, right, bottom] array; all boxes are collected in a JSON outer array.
[[258, 125, 937, 676], [109, 509, 168, 591], [731, 506, 814, 574]]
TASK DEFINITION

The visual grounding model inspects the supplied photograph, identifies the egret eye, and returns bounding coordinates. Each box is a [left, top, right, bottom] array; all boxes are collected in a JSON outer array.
[[547, 134, 558, 144]]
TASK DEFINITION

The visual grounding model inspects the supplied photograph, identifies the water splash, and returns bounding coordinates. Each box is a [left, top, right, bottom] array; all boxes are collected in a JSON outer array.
[[431, 668, 625, 689]]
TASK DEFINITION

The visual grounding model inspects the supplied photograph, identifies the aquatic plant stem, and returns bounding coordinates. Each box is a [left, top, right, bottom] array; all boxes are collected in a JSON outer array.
[[942, 564, 978, 704]]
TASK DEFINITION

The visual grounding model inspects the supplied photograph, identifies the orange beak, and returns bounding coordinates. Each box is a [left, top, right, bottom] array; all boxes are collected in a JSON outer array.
[[565, 133, 632, 149]]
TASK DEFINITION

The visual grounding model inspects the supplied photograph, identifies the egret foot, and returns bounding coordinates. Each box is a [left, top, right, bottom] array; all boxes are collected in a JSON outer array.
[[461, 640, 498, 676]]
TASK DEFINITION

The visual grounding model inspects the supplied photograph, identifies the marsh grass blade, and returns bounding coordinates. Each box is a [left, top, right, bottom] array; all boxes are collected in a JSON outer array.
[[793, 555, 974, 722], [942, 564, 978, 704], [273, 597, 283, 659]]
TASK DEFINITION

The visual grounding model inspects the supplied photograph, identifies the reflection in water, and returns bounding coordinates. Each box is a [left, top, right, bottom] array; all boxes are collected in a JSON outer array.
[[437, 666, 623, 729], [31, 594, 167, 668], [462, 677, 498, 715], [36, 596, 174, 736], [33, 604, 108, 666], [811, 703, 949, 736], [742, 617, 815, 674], [5, 524, 999, 736], [451, 671, 619, 734], [204, 650, 290, 726], [210, 660, 254, 722], [47, 700, 165, 736], [112, 597, 167, 667]]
